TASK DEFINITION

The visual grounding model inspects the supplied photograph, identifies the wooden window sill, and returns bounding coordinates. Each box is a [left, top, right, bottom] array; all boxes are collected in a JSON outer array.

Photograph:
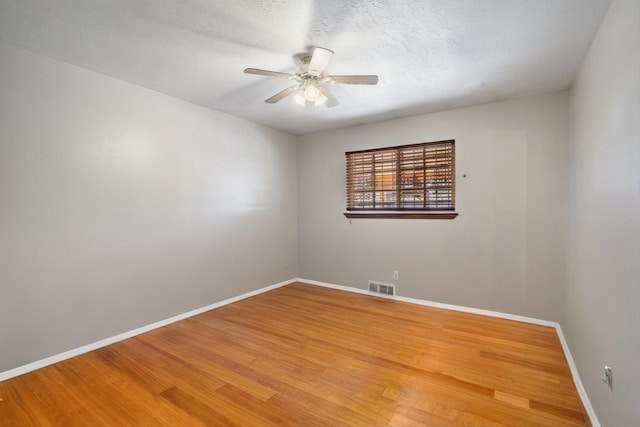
[[344, 212, 458, 219]]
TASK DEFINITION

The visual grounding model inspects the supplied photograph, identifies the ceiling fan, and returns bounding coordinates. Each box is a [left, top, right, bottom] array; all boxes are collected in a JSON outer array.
[[244, 47, 378, 108]]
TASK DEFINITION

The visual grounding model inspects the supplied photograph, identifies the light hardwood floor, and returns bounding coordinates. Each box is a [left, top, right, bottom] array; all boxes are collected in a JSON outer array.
[[0, 282, 591, 426]]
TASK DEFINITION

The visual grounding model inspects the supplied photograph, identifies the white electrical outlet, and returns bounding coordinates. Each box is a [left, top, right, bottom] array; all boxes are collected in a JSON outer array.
[[392, 270, 399, 281], [603, 366, 613, 388]]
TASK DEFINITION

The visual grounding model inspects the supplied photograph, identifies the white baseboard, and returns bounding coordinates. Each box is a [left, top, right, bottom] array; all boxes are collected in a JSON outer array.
[[0, 276, 599, 427], [297, 277, 558, 326], [295, 277, 600, 427], [554, 326, 600, 427], [0, 278, 296, 383]]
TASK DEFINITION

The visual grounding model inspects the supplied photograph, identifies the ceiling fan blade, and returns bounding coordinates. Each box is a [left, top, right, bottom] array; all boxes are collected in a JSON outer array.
[[244, 68, 294, 79], [319, 86, 339, 108], [328, 75, 378, 85], [265, 85, 300, 104], [308, 47, 334, 76]]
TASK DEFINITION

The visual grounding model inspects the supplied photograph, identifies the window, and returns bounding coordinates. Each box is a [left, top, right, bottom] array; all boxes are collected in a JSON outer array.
[[345, 140, 457, 219]]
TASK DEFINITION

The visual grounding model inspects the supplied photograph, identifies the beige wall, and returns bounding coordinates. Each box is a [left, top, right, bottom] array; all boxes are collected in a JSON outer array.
[[567, 0, 640, 424], [298, 92, 569, 321], [0, 42, 298, 372]]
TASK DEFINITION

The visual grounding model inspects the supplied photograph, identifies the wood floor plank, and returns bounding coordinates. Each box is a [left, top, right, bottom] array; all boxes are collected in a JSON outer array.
[[0, 282, 591, 426]]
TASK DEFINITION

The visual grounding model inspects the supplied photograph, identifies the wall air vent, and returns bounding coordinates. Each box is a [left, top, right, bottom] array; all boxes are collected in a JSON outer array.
[[367, 280, 396, 296]]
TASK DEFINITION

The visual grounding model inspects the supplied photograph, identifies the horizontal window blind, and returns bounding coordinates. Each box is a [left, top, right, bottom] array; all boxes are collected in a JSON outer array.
[[346, 140, 455, 211]]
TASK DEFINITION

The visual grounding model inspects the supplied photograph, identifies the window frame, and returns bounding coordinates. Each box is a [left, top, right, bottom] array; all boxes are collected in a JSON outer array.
[[344, 139, 457, 219]]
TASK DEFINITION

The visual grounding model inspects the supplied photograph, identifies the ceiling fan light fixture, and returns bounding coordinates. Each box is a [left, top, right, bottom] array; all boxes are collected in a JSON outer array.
[[303, 84, 320, 100], [293, 91, 305, 106], [244, 46, 377, 108], [294, 82, 327, 106]]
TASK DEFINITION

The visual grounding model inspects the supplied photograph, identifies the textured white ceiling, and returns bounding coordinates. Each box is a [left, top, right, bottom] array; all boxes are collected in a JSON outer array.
[[0, 0, 612, 135]]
